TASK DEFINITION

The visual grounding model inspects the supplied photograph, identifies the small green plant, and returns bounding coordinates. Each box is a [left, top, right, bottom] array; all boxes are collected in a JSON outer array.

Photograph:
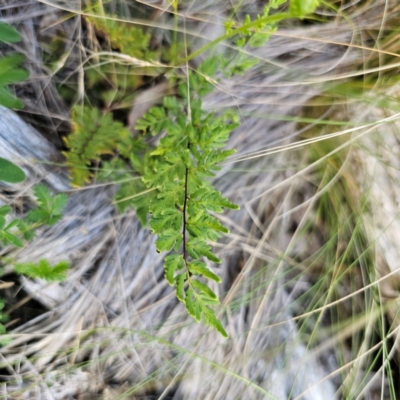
[[0, 157, 69, 339], [0, 21, 28, 109], [139, 98, 240, 337], [0, 174, 69, 337], [0, 183, 68, 247]]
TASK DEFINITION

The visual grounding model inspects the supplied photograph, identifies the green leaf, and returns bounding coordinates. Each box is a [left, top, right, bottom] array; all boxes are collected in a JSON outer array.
[[191, 279, 218, 300], [135, 106, 168, 135], [0, 86, 24, 109], [187, 239, 221, 263], [0, 54, 25, 75], [187, 213, 229, 240], [175, 273, 186, 303], [198, 57, 219, 77], [0, 157, 25, 183], [164, 254, 184, 285], [1, 231, 23, 247], [188, 260, 221, 283], [163, 96, 181, 110], [0, 216, 5, 230], [0, 69, 29, 85], [185, 286, 201, 322], [192, 189, 240, 213], [203, 306, 228, 338], [198, 294, 220, 307], [14, 259, 70, 281], [0, 206, 11, 217], [149, 208, 182, 234], [0, 22, 21, 43], [289, 0, 319, 17], [5, 219, 20, 230], [27, 184, 67, 225], [155, 228, 182, 252]]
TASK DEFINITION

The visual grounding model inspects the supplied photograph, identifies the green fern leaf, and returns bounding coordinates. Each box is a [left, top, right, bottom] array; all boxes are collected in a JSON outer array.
[[190, 279, 218, 300], [185, 286, 201, 322], [187, 239, 221, 264], [203, 306, 228, 338], [64, 107, 130, 186], [192, 189, 240, 213], [188, 260, 221, 282], [155, 228, 182, 253], [14, 259, 70, 281], [187, 213, 229, 240], [163, 254, 184, 285], [175, 273, 186, 303]]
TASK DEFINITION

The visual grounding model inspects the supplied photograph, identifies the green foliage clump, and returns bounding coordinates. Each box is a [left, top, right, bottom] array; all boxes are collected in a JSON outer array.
[[221, 0, 320, 75], [64, 106, 135, 186], [0, 182, 69, 248], [0, 21, 28, 109], [0, 157, 69, 340]]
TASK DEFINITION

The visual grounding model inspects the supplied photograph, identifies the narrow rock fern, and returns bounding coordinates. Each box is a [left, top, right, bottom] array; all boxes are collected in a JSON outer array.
[[137, 89, 239, 337]]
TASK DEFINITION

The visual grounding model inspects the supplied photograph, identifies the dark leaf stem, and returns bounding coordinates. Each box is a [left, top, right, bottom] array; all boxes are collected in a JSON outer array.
[[182, 142, 190, 269]]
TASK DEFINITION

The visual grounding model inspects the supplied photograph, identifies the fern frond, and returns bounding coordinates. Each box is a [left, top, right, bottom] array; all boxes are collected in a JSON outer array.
[[64, 106, 130, 186]]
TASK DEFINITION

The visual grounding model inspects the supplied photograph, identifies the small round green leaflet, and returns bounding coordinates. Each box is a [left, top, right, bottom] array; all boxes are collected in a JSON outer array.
[[0, 157, 25, 183]]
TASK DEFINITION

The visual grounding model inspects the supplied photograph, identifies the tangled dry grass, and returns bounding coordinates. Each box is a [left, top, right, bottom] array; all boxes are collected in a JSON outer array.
[[1, 0, 400, 399]]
